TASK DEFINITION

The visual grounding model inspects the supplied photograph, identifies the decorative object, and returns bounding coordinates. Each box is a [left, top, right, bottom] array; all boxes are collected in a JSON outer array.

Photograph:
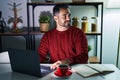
[[72, 17, 79, 28], [81, 16, 88, 33], [39, 11, 52, 32], [88, 45, 92, 52], [8, 3, 23, 33], [0, 11, 6, 33], [72, 0, 85, 3], [91, 17, 97, 32], [39, 15, 50, 32]]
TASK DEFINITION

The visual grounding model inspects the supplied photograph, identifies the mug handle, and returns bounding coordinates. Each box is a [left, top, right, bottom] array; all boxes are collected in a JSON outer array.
[[68, 65, 72, 70]]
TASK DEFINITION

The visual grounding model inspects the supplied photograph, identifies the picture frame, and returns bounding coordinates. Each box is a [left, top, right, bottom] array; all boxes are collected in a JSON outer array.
[[72, 0, 85, 3]]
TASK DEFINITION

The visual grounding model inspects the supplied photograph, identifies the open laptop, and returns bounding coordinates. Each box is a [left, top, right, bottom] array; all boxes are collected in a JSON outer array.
[[8, 48, 53, 77]]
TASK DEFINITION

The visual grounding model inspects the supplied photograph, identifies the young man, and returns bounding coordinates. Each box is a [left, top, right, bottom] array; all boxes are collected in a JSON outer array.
[[38, 4, 88, 69]]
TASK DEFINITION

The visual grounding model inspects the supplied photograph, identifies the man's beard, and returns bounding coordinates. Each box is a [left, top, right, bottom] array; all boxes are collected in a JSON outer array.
[[63, 21, 71, 27]]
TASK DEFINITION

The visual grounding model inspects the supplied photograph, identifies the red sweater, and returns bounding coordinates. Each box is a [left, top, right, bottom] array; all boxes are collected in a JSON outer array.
[[38, 27, 88, 64]]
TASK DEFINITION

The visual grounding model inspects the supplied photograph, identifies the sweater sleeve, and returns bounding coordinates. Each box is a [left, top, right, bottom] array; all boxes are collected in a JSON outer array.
[[68, 30, 88, 64], [38, 34, 49, 62]]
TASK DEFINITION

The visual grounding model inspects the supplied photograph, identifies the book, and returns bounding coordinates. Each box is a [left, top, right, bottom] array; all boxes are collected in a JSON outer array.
[[73, 64, 114, 77]]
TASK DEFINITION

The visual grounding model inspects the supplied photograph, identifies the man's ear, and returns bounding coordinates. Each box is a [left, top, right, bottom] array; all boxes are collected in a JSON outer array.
[[54, 16, 57, 21]]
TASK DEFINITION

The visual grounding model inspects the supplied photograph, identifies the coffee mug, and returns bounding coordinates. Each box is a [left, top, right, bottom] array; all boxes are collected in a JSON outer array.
[[56, 64, 71, 76]]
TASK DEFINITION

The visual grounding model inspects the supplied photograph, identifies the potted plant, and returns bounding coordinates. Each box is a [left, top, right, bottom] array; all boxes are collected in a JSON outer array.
[[88, 45, 92, 52], [39, 15, 50, 32]]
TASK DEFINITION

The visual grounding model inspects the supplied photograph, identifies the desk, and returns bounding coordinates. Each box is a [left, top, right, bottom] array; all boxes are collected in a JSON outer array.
[[0, 64, 120, 80]]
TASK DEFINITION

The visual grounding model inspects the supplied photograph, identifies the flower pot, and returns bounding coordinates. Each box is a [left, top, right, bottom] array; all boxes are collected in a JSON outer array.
[[40, 23, 49, 32]]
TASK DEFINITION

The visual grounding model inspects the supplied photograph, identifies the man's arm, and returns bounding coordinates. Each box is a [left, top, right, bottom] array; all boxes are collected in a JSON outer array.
[[38, 34, 49, 62], [67, 30, 88, 64]]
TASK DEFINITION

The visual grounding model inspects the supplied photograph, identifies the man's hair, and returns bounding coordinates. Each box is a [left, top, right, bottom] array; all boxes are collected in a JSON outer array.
[[53, 4, 69, 16]]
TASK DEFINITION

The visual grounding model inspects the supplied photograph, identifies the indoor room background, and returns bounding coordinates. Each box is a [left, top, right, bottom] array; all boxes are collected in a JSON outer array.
[[0, 0, 120, 68]]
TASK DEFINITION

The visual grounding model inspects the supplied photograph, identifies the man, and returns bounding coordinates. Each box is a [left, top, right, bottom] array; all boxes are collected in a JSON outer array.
[[38, 4, 88, 69]]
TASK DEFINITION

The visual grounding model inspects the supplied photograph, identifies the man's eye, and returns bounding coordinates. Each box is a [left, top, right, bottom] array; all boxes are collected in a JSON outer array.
[[63, 14, 66, 17], [69, 14, 71, 17], [62, 15, 66, 18]]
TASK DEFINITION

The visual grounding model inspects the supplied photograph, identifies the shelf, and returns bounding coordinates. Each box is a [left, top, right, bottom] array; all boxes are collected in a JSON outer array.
[[28, 31, 101, 35], [28, 26, 102, 35], [0, 32, 28, 36], [27, 2, 103, 64], [27, 2, 103, 6], [0, 27, 29, 36], [30, 31, 44, 35], [85, 32, 102, 35]]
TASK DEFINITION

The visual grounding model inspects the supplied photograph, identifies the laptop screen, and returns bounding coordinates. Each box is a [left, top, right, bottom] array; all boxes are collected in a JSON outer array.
[[8, 48, 53, 77]]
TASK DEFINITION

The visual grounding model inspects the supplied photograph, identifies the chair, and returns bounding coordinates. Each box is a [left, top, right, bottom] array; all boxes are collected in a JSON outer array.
[[0, 51, 10, 63]]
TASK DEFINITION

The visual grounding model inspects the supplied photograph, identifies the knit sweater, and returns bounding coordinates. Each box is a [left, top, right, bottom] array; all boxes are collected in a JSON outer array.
[[38, 26, 88, 64]]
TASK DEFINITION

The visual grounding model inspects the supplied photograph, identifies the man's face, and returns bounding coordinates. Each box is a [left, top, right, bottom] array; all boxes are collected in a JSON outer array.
[[54, 8, 71, 28]]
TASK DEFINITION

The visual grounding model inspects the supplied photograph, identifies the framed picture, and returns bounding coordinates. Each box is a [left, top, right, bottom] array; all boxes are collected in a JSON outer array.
[[72, 0, 85, 3]]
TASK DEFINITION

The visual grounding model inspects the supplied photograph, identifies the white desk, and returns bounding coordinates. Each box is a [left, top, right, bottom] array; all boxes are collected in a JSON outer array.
[[0, 64, 120, 80]]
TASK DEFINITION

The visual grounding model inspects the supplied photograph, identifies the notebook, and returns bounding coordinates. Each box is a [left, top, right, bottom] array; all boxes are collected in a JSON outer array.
[[8, 48, 53, 77], [74, 64, 114, 78]]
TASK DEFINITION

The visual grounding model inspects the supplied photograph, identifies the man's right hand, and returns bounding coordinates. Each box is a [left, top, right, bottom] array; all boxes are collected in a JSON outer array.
[[50, 59, 71, 69]]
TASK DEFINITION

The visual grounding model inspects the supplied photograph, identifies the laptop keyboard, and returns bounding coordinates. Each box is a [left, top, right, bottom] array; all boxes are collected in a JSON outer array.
[[40, 64, 54, 77]]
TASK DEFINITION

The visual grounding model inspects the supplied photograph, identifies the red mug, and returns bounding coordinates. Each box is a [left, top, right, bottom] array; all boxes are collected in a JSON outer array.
[[56, 64, 71, 76]]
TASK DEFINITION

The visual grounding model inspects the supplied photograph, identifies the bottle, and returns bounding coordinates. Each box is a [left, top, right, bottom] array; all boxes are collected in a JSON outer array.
[[72, 17, 79, 28], [81, 16, 88, 33], [91, 17, 97, 32]]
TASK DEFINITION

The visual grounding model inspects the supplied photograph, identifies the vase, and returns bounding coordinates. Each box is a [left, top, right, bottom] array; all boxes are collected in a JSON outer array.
[[40, 23, 49, 32]]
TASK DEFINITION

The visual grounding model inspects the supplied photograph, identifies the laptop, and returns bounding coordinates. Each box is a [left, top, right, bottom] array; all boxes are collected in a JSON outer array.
[[8, 48, 53, 77]]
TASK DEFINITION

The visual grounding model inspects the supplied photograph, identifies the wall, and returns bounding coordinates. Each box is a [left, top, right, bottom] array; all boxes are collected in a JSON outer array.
[[0, 0, 27, 26], [118, 30, 120, 69], [103, 9, 120, 67], [0, 0, 28, 50], [0, 0, 120, 68]]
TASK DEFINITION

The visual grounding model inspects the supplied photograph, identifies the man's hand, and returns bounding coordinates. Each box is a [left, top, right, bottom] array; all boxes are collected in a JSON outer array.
[[50, 59, 71, 69]]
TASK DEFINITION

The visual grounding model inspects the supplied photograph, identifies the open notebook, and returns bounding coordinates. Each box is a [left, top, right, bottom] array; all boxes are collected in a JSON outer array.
[[73, 64, 114, 78]]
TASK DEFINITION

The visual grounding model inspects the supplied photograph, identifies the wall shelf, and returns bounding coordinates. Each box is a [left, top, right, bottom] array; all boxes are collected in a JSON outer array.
[[26, 2, 103, 63]]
